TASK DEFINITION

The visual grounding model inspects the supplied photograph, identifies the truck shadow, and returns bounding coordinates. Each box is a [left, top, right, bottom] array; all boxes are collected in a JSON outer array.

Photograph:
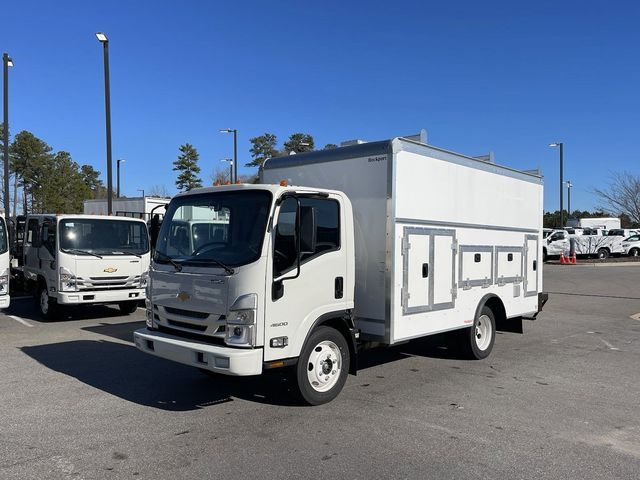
[[6, 298, 143, 324], [21, 339, 299, 410]]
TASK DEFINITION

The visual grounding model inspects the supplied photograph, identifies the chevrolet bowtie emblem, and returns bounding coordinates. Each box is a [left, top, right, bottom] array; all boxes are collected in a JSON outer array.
[[177, 291, 190, 302], [103, 267, 118, 273]]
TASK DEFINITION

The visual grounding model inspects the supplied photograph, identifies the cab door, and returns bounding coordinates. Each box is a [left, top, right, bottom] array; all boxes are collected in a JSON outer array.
[[263, 195, 347, 362], [23, 218, 41, 281], [39, 218, 58, 292]]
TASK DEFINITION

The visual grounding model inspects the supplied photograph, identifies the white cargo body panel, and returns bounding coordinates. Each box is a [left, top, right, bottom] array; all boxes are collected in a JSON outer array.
[[262, 138, 543, 344]]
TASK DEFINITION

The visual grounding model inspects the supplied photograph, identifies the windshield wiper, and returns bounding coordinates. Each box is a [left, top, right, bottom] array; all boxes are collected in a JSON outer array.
[[154, 251, 183, 272], [183, 257, 234, 275], [62, 248, 103, 259], [111, 251, 142, 258]]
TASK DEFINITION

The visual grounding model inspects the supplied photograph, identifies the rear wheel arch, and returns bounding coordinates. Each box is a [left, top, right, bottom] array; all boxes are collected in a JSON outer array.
[[476, 294, 506, 326]]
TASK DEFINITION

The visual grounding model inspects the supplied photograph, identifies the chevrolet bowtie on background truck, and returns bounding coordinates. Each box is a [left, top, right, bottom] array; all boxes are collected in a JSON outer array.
[[18, 214, 150, 319], [134, 137, 547, 405]]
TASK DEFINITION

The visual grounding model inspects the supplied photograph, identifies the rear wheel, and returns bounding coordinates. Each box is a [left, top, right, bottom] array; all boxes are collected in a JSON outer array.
[[293, 326, 350, 405], [118, 301, 139, 315], [38, 284, 58, 321], [458, 305, 496, 360], [597, 248, 610, 259]]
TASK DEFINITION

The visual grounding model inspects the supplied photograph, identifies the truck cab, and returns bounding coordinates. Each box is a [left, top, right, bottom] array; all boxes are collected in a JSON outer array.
[[135, 184, 355, 404], [22, 214, 150, 319]]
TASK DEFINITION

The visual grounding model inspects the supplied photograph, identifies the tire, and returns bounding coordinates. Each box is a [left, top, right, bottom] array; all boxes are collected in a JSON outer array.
[[597, 248, 609, 260], [293, 326, 350, 405], [459, 305, 496, 360], [38, 283, 58, 321], [118, 301, 139, 315], [629, 248, 639, 257]]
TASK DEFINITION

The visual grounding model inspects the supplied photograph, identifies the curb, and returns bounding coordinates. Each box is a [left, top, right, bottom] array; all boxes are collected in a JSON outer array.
[[545, 262, 640, 268]]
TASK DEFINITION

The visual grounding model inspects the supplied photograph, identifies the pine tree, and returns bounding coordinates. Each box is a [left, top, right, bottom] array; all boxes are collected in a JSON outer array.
[[173, 143, 203, 192]]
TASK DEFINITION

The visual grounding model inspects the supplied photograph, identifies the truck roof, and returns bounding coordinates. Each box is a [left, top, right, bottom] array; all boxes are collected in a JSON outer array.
[[173, 183, 345, 198], [262, 137, 543, 184], [26, 214, 147, 223]]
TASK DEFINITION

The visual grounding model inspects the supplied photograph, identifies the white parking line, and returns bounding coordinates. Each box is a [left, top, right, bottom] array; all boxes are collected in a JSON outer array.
[[600, 338, 619, 351], [8, 315, 34, 327]]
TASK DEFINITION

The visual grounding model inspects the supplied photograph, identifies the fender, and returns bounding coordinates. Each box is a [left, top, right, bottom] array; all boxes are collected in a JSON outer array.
[[474, 293, 520, 334], [264, 310, 359, 375]]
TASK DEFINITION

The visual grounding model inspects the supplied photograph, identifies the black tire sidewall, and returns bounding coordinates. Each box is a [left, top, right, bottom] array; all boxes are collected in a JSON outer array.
[[295, 326, 350, 405], [598, 249, 609, 259], [468, 305, 496, 360], [630, 248, 639, 257], [119, 301, 138, 314]]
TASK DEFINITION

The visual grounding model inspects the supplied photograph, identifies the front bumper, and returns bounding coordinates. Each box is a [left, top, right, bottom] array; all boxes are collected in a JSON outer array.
[[57, 288, 145, 305], [133, 328, 263, 376]]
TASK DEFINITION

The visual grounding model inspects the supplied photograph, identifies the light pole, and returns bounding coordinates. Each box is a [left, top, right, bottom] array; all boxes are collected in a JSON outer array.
[[96, 32, 114, 215], [220, 158, 233, 183], [565, 180, 572, 220], [549, 142, 564, 228], [3, 53, 13, 217], [220, 129, 237, 183], [117, 159, 125, 197]]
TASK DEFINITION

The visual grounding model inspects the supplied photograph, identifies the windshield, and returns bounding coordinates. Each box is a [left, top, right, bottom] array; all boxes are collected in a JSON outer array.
[[60, 219, 149, 255], [154, 190, 272, 268], [0, 217, 7, 254]]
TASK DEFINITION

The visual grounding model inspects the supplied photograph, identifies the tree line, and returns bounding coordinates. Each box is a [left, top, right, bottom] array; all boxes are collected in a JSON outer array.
[[1, 126, 104, 215]]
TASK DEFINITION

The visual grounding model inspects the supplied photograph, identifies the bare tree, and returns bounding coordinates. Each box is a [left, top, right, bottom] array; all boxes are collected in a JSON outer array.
[[593, 172, 640, 224], [210, 167, 231, 185], [147, 185, 171, 197]]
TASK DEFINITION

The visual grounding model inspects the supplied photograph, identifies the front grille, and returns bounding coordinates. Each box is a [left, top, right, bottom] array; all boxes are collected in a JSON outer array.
[[90, 276, 129, 281], [168, 320, 207, 332], [164, 306, 210, 319], [157, 325, 226, 345]]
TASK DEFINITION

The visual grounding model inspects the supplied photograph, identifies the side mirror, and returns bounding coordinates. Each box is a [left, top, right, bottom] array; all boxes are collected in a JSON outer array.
[[299, 205, 316, 254]]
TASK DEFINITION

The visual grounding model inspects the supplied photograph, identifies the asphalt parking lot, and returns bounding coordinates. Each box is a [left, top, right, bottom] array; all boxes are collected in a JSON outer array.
[[1, 264, 639, 480]]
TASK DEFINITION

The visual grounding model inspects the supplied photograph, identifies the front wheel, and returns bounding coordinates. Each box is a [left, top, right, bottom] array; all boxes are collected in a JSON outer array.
[[38, 284, 59, 321], [629, 248, 639, 257], [293, 326, 350, 405], [118, 301, 139, 315]]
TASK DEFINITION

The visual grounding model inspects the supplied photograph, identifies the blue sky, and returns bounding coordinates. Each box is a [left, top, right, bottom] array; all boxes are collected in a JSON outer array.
[[1, 0, 639, 211]]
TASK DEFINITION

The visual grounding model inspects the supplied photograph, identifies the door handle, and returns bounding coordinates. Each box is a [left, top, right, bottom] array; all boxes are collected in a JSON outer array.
[[422, 263, 429, 278], [334, 277, 343, 299]]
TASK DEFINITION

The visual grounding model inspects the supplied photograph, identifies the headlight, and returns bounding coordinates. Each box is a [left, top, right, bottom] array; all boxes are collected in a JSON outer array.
[[59, 267, 78, 292], [225, 294, 257, 348], [145, 307, 155, 329], [0, 268, 8, 295], [141, 270, 150, 289]]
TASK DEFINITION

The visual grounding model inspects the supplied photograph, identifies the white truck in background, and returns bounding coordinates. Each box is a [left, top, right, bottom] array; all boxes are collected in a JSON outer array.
[[21, 214, 150, 319], [83, 196, 170, 221], [544, 229, 629, 260], [0, 212, 10, 309], [578, 217, 620, 230], [134, 137, 546, 405]]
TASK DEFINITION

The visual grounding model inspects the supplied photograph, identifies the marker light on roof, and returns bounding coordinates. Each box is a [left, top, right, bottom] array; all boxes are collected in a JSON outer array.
[[280, 179, 288, 186]]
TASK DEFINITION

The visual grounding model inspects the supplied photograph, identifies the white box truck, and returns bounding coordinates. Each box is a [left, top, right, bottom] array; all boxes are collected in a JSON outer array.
[[22, 214, 150, 319], [134, 137, 546, 404], [83, 196, 170, 220], [0, 212, 10, 309]]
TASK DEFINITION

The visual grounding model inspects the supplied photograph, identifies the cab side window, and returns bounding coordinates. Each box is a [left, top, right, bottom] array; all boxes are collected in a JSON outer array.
[[273, 197, 341, 277], [26, 219, 39, 245], [42, 222, 56, 256]]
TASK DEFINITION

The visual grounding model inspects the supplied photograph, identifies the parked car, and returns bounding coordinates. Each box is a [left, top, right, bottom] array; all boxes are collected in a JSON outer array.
[[608, 229, 639, 237], [622, 235, 640, 257]]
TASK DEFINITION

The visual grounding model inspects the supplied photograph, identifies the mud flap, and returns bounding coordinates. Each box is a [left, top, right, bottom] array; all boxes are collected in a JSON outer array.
[[496, 316, 523, 334]]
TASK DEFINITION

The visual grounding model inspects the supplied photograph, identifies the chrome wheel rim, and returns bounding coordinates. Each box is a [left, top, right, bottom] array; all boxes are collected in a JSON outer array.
[[307, 340, 342, 393], [475, 314, 492, 351]]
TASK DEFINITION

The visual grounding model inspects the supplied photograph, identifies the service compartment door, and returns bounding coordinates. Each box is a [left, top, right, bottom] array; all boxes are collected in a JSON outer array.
[[524, 235, 539, 296], [402, 227, 455, 315]]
